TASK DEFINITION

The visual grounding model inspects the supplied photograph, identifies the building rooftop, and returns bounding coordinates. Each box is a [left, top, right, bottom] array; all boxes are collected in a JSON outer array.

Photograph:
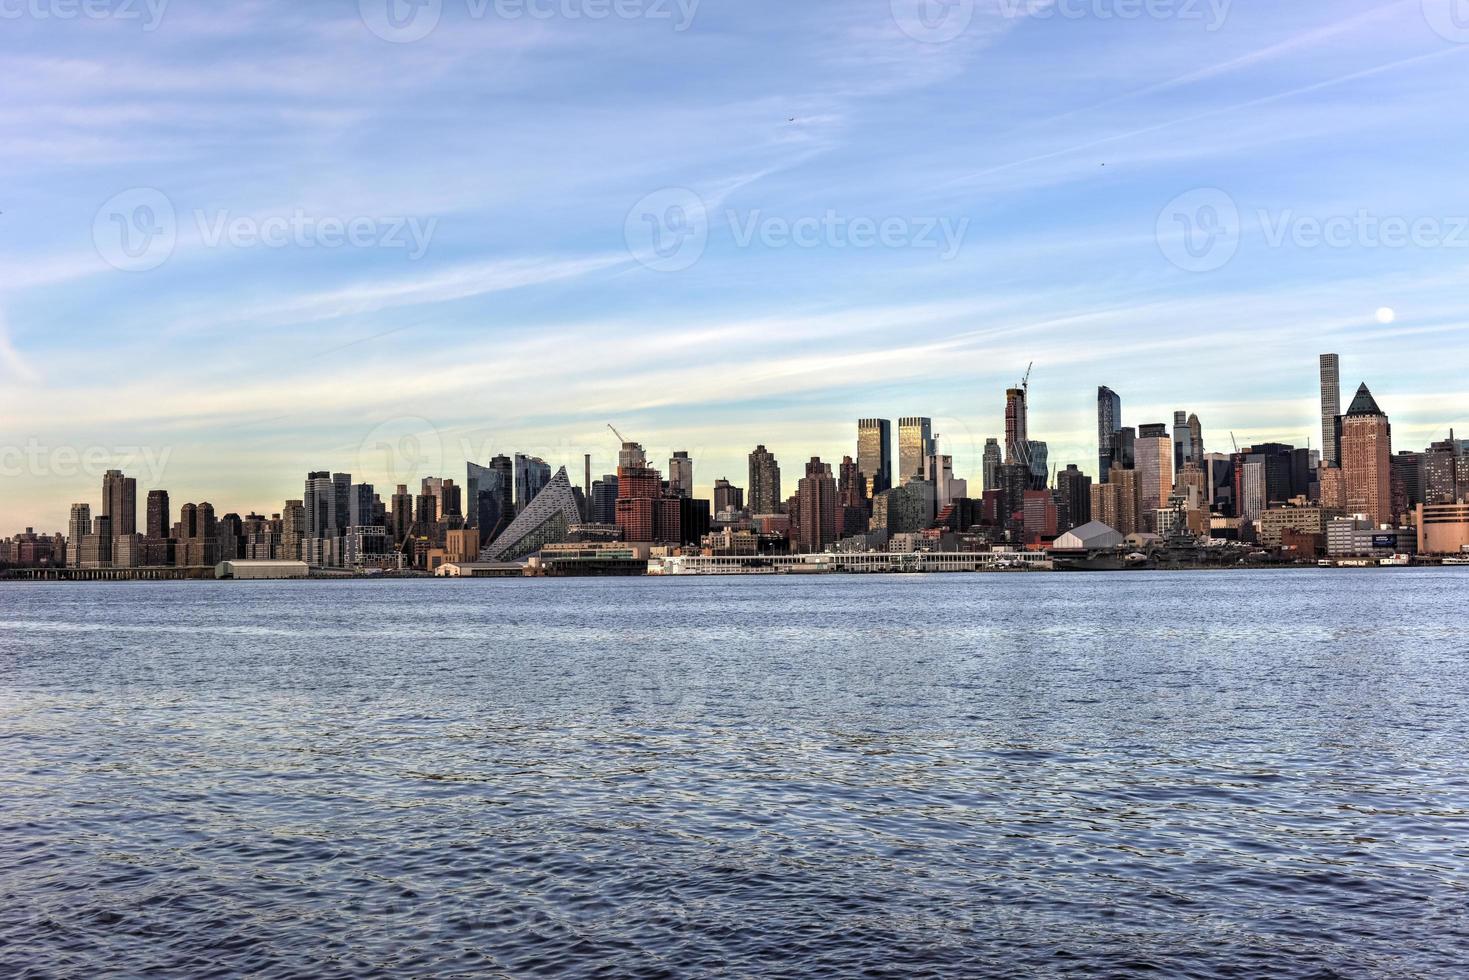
[[1345, 383, 1384, 417]]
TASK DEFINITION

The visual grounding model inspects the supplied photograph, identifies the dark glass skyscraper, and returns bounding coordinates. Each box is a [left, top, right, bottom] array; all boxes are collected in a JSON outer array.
[[1097, 386, 1122, 481]]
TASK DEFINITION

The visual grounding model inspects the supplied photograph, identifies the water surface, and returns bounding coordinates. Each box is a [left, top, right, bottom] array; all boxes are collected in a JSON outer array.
[[2, 570, 1467, 977]]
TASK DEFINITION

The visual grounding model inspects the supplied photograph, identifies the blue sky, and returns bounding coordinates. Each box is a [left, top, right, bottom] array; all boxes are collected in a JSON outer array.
[[2, 0, 1468, 529]]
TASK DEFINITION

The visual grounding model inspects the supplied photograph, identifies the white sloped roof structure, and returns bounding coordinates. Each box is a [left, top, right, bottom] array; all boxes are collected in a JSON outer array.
[[1053, 521, 1123, 551]]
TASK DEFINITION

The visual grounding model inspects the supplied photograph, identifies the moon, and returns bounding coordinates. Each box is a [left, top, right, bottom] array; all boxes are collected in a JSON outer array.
[[1375, 307, 1396, 325]]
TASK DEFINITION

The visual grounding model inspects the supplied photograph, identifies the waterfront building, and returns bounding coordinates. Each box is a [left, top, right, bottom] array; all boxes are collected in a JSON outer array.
[[898, 417, 934, 483], [1416, 502, 1469, 555], [1259, 504, 1334, 549], [857, 418, 892, 496], [748, 445, 782, 515], [482, 467, 584, 561], [304, 472, 336, 541], [280, 500, 306, 561], [1320, 353, 1342, 466], [66, 503, 90, 568], [1327, 516, 1415, 558], [614, 446, 680, 544], [1340, 383, 1393, 527], [468, 457, 514, 536], [1097, 387, 1122, 482], [590, 475, 619, 524], [1052, 520, 1123, 552], [796, 458, 838, 553]]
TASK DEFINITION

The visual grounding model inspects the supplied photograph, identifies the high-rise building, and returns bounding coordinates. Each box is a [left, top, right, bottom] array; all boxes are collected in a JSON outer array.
[[1320, 353, 1341, 466], [712, 478, 745, 514], [590, 475, 619, 524], [982, 438, 1002, 493], [748, 445, 782, 514], [1027, 440, 1048, 491], [332, 473, 352, 535], [1340, 382, 1392, 526], [857, 418, 892, 496], [102, 469, 137, 540], [615, 445, 680, 543], [1172, 411, 1204, 472], [1424, 432, 1469, 505], [389, 485, 413, 544], [349, 483, 377, 529], [280, 500, 306, 560], [304, 472, 335, 540], [1110, 427, 1136, 472], [514, 455, 551, 510], [1055, 465, 1091, 533], [467, 458, 514, 537], [1003, 391, 1028, 467], [836, 456, 868, 537], [897, 417, 933, 483], [66, 503, 91, 568], [795, 458, 838, 553], [668, 451, 694, 498], [145, 490, 169, 540], [1134, 430, 1173, 532], [1097, 386, 1122, 481]]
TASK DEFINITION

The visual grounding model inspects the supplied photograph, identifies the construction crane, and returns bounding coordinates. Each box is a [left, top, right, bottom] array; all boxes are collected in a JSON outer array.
[[607, 423, 627, 445], [1019, 361, 1033, 396], [1230, 432, 1239, 452]]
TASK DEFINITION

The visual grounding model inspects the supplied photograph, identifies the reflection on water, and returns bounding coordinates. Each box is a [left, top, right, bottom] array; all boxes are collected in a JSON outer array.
[[2, 570, 1468, 977]]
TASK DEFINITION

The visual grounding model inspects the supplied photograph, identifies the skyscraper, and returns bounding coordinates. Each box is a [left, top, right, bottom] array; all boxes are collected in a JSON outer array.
[[145, 490, 169, 540], [1134, 428, 1173, 531], [1097, 386, 1122, 481], [857, 418, 892, 496], [1027, 440, 1048, 491], [467, 458, 514, 536], [102, 469, 137, 537], [67, 503, 90, 568], [1320, 353, 1341, 466], [304, 472, 335, 540], [982, 438, 1002, 493], [668, 451, 694, 498], [897, 417, 933, 483], [514, 455, 551, 510], [795, 457, 838, 553], [1004, 390, 1028, 467], [1341, 382, 1392, 526], [748, 445, 782, 514], [712, 478, 745, 514]]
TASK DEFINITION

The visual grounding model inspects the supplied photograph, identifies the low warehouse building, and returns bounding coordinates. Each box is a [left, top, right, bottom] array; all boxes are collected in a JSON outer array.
[[216, 560, 309, 580]]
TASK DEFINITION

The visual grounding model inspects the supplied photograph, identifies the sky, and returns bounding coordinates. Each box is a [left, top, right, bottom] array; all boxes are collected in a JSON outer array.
[[2, 0, 1468, 530]]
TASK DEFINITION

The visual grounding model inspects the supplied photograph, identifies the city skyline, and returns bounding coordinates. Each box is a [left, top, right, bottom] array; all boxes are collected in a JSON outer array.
[[4, 2, 1469, 529], [1, 355, 1462, 534]]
